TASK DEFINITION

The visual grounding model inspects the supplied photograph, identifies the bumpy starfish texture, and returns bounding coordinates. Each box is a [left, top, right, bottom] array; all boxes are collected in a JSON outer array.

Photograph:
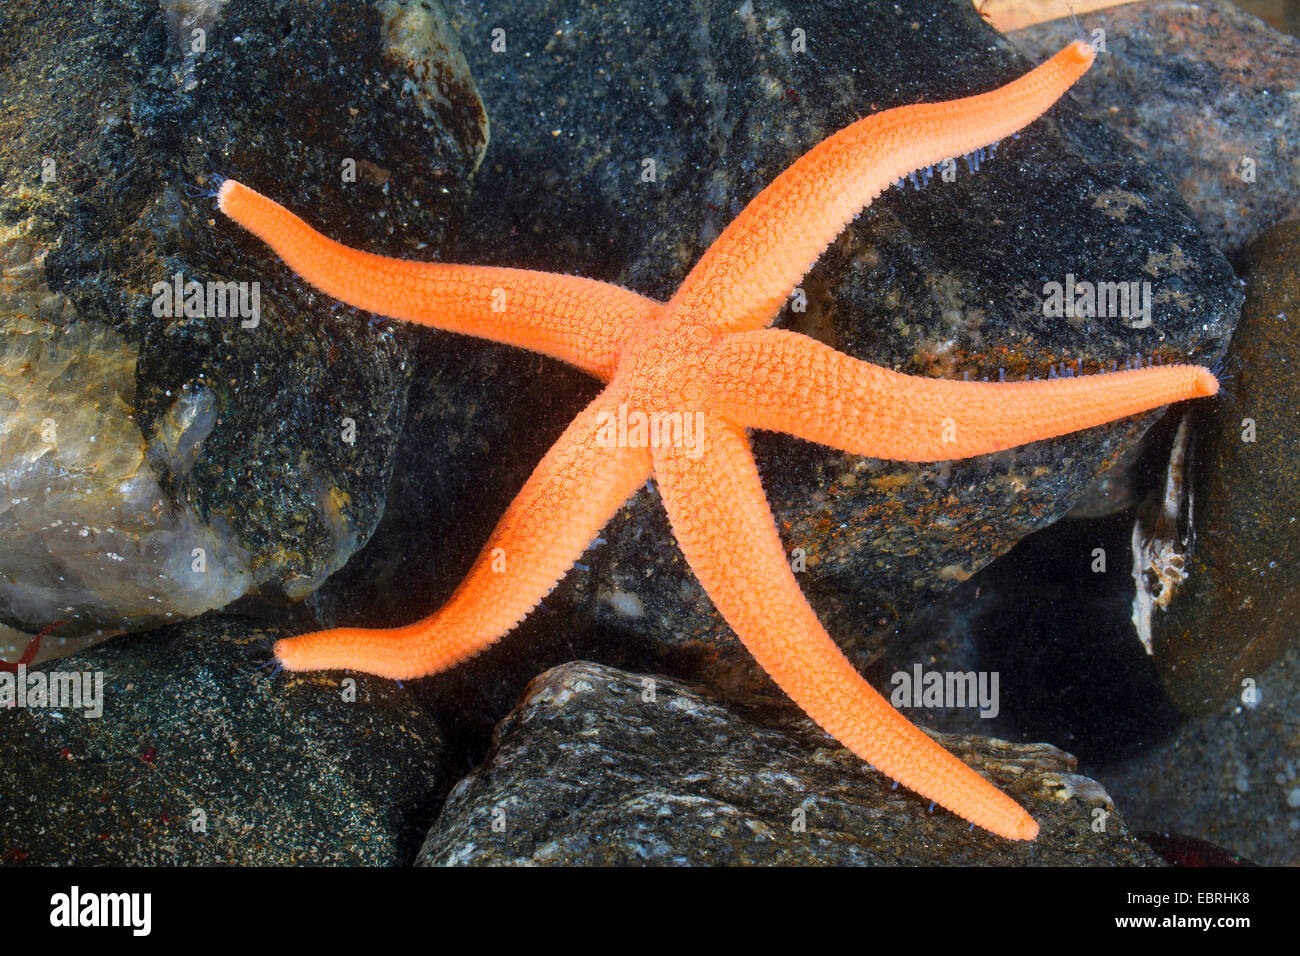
[[219, 41, 1218, 841]]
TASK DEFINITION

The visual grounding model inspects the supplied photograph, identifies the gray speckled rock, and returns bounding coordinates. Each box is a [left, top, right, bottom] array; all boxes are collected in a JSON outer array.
[[0, 616, 449, 865], [323, 0, 1238, 708], [1012, 0, 1300, 256], [417, 662, 1163, 865]]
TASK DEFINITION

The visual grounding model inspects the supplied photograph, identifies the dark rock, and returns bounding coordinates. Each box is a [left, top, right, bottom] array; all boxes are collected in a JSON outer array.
[[324, 0, 1238, 706], [0, 616, 450, 864], [1066, 438, 1146, 518], [1099, 629, 1300, 866], [1149, 220, 1300, 713], [0, 0, 485, 632], [885, 508, 1184, 766], [1138, 831, 1255, 867], [417, 661, 1163, 865], [1012, 0, 1300, 256]]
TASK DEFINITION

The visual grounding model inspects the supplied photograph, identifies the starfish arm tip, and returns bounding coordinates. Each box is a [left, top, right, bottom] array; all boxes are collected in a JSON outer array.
[[968, 795, 1038, 840], [215, 177, 240, 213], [272, 635, 311, 673], [274, 630, 425, 681], [1010, 810, 1040, 842], [1064, 39, 1096, 69], [1195, 366, 1221, 397]]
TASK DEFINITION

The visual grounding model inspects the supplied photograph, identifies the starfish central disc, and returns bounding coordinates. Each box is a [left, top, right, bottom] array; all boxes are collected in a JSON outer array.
[[616, 317, 715, 414]]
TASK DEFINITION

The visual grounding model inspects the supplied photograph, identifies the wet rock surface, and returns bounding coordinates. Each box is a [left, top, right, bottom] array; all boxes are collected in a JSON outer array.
[[1149, 220, 1300, 713], [0, 319, 250, 636], [1100, 632, 1300, 866], [417, 662, 1162, 865], [1149, 221, 1300, 712], [0, 0, 485, 630], [0, 616, 450, 865], [320, 0, 1239, 707], [1012, 0, 1300, 256]]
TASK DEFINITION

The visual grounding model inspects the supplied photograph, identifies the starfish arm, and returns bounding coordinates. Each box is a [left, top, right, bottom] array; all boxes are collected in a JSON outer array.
[[218, 180, 660, 380], [707, 329, 1219, 461], [274, 392, 652, 679], [669, 41, 1095, 333], [651, 416, 1038, 840]]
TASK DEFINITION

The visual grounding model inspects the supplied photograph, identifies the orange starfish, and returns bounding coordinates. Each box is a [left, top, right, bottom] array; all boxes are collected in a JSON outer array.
[[218, 41, 1217, 841]]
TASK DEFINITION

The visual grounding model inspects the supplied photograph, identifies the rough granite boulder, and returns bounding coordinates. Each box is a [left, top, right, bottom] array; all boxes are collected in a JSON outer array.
[[1013, 0, 1300, 256], [417, 661, 1163, 866]]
